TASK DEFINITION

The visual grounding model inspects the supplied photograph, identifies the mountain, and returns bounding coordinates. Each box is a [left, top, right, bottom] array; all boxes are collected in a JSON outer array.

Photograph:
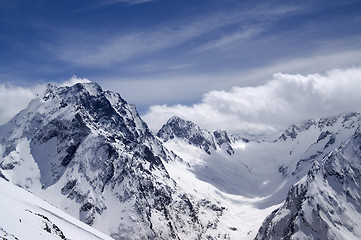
[[157, 116, 240, 155], [158, 113, 359, 198], [0, 177, 113, 240], [255, 123, 361, 239], [0, 82, 226, 239], [157, 113, 361, 239]]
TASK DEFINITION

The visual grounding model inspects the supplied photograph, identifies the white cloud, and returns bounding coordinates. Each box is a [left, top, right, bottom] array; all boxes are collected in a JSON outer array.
[[0, 84, 43, 125], [142, 67, 361, 135], [96, 49, 361, 113]]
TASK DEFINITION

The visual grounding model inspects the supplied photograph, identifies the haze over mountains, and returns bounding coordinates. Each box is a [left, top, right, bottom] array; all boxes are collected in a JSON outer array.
[[1, 81, 361, 239]]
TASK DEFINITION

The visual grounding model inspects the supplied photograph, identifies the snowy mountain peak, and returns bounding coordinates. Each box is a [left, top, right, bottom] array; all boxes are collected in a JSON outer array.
[[157, 115, 234, 155], [43, 82, 103, 101], [157, 116, 202, 141], [278, 112, 360, 141], [39, 81, 154, 145], [0, 83, 228, 240], [256, 121, 361, 240]]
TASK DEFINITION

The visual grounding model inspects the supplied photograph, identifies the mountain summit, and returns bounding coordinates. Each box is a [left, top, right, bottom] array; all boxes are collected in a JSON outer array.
[[157, 116, 236, 155]]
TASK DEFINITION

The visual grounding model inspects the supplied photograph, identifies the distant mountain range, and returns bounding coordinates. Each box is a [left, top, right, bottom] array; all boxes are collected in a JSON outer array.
[[1, 81, 361, 239]]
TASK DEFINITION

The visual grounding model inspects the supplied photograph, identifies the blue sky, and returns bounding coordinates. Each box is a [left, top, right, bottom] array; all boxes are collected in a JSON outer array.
[[1, 0, 361, 133]]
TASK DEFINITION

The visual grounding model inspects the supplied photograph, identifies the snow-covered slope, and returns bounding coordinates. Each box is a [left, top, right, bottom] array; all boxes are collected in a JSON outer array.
[[159, 113, 359, 197], [0, 177, 113, 240], [158, 113, 361, 238], [255, 124, 361, 239], [0, 82, 227, 239]]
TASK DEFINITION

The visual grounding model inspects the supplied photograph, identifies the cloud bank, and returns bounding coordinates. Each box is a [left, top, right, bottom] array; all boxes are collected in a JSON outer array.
[[0, 84, 41, 125], [142, 67, 361, 135]]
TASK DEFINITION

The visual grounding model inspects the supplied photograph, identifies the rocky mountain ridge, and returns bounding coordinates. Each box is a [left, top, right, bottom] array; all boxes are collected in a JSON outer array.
[[157, 115, 249, 155], [157, 112, 361, 239], [256, 123, 361, 239]]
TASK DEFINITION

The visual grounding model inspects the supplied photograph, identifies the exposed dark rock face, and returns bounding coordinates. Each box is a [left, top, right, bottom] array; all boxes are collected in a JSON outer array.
[[157, 116, 236, 155], [256, 127, 361, 240]]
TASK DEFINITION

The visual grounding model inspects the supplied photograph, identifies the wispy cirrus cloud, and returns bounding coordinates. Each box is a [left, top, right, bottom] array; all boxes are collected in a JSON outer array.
[[97, 0, 157, 6], [48, 4, 301, 68], [197, 28, 262, 51], [76, 0, 158, 11]]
